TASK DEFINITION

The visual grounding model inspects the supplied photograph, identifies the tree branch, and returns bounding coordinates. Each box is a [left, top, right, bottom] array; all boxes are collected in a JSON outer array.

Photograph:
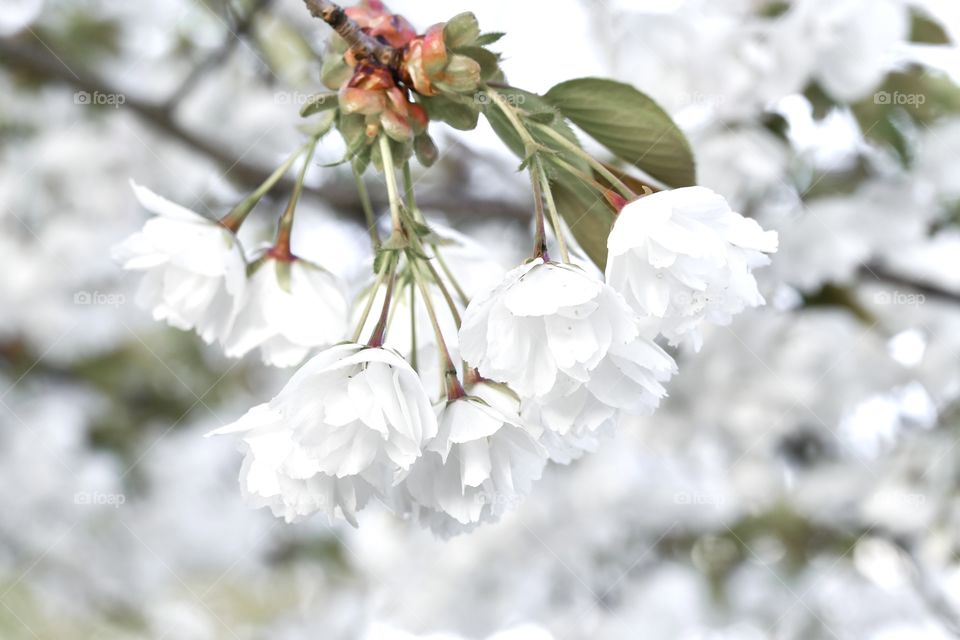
[[861, 264, 960, 306], [301, 0, 399, 67], [0, 37, 528, 224]]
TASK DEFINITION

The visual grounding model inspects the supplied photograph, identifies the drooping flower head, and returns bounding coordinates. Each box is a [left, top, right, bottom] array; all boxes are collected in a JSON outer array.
[[606, 186, 778, 350], [459, 259, 639, 399], [403, 381, 547, 532], [112, 181, 246, 345], [225, 255, 349, 368], [210, 343, 438, 525]]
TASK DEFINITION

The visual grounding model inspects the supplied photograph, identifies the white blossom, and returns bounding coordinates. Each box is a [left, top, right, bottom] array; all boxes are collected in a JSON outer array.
[[112, 181, 246, 345], [459, 259, 638, 398], [404, 382, 547, 531], [209, 403, 375, 525], [606, 186, 778, 350], [225, 255, 349, 367], [210, 343, 437, 523], [528, 337, 677, 449]]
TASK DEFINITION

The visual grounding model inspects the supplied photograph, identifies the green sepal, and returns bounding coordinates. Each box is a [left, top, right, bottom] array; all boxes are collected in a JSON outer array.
[[444, 12, 481, 49], [300, 92, 339, 117]]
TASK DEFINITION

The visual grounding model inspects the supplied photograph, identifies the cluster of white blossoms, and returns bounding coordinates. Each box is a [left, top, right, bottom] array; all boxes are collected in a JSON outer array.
[[116, 172, 776, 533], [113, 181, 348, 367]]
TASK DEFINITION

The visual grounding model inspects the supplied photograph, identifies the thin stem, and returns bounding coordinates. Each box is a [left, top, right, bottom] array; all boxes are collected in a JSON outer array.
[[530, 122, 636, 199], [367, 254, 398, 348], [434, 249, 469, 307], [302, 0, 399, 67], [408, 278, 418, 373], [351, 261, 389, 343], [530, 161, 549, 261], [353, 164, 381, 251], [399, 163, 468, 319], [272, 138, 318, 260], [410, 259, 465, 401], [220, 140, 312, 232], [402, 162, 418, 217], [484, 86, 540, 157], [549, 155, 609, 193], [378, 135, 404, 235], [536, 158, 571, 264]]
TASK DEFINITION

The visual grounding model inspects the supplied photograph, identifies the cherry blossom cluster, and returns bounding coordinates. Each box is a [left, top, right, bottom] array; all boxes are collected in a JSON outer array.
[[112, 0, 778, 536]]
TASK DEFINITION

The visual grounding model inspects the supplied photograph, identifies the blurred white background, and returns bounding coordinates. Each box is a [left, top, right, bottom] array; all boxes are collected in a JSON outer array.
[[2, 0, 960, 638]]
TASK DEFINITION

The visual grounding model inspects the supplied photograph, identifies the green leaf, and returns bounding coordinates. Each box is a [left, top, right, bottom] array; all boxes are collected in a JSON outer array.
[[544, 78, 696, 187], [910, 10, 951, 45], [444, 12, 481, 49]]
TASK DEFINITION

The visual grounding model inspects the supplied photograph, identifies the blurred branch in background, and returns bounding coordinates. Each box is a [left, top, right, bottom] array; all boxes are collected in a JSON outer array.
[[0, 27, 527, 224]]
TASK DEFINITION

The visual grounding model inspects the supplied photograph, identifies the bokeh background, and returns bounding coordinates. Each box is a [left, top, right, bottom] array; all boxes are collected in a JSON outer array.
[[3, 0, 960, 638]]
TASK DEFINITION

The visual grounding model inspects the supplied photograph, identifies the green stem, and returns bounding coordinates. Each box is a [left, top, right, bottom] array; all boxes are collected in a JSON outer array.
[[530, 160, 549, 261], [536, 158, 571, 264], [402, 162, 418, 216], [408, 277, 418, 373], [220, 140, 312, 232], [378, 135, 404, 234], [434, 249, 469, 307], [398, 162, 464, 327], [351, 260, 389, 343], [366, 253, 398, 348], [410, 258, 464, 401], [530, 122, 636, 199], [353, 163, 381, 250], [272, 138, 319, 260], [484, 85, 540, 157]]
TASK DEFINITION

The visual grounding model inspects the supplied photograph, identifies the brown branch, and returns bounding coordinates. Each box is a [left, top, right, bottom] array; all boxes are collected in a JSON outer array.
[[302, 0, 399, 67], [0, 37, 528, 224], [164, 0, 275, 108], [861, 264, 960, 306]]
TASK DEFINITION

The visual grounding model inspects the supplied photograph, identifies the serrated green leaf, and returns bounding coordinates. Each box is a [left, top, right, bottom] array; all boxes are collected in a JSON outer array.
[[544, 78, 696, 187]]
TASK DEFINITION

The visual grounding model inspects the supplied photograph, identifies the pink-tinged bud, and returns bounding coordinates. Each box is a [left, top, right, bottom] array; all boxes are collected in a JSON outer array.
[[380, 109, 414, 142], [365, 119, 382, 140], [604, 190, 629, 213], [346, 1, 417, 48], [385, 86, 410, 118], [402, 41, 436, 96], [421, 25, 449, 75], [339, 87, 387, 116], [407, 103, 429, 134]]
